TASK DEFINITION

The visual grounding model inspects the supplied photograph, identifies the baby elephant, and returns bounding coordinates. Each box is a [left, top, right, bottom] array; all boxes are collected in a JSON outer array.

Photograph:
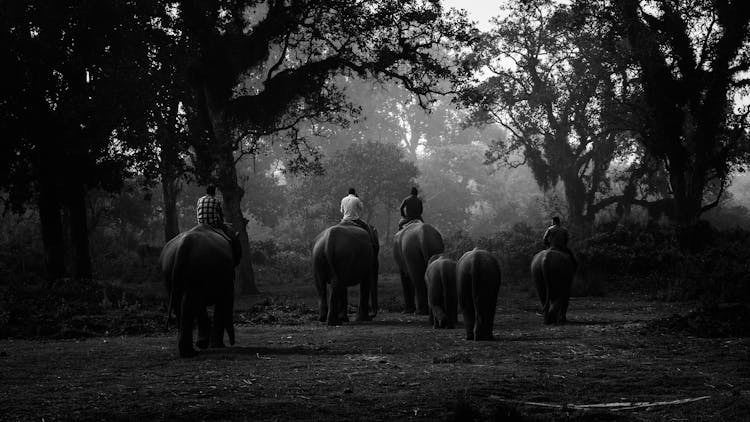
[[424, 255, 458, 329], [457, 248, 501, 341]]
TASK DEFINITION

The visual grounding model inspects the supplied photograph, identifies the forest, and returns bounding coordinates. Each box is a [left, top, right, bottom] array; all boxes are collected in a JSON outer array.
[[1, 1, 750, 420]]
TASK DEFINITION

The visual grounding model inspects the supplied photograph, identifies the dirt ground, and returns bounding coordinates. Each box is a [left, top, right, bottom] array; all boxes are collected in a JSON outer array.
[[1, 274, 749, 421]]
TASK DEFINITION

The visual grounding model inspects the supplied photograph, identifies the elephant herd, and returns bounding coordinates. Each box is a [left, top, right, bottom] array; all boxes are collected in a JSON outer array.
[[160, 221, 575, 357]]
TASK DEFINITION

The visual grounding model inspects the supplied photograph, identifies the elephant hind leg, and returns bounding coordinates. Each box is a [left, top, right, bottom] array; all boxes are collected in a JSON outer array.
[[356, 275, 372, 322], [178, 295, 198, 358], [196, 307, 211, 349], [399, 269, 416, 313], [209, 306, 226, 348], [314, 267, 329, 323]]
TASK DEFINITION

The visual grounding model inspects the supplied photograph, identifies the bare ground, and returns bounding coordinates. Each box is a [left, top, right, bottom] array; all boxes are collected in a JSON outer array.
[[1, 274, 749, 421]]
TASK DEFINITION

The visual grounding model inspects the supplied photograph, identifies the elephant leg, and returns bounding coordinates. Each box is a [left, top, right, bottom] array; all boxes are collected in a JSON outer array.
[[462, 301, 475, 341], [475, 303, 496, 341], [178, 295, 198, 358], [432, 306, 448, 329], [210, 305, 226, 348], [356, 276, 372, 322], [327, 283, 344, 326], [410, 264, 429, 315], [337, 287, 350, 322], [196, 307, 211, 350], [399, 269, 416, 313], [314, 268, 328, 323], [369, 273, 378, 318]]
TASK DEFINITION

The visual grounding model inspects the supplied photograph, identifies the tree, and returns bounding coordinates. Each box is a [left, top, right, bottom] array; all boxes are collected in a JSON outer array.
[[1, 1, 160, 279], [175, 0, 474, 293], [612, 0, 750, 226], [459, 0, 642, 228]]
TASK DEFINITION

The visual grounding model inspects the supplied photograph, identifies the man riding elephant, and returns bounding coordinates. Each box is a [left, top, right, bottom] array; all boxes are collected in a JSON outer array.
[[196, 184, 241, 265], [340, 187, 377, 249], [398, 186, 423, 230], [543, 216, 576, 270]]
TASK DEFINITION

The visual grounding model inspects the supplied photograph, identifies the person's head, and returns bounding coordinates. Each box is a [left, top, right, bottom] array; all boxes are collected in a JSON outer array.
[[348, 187, 356, 196], [552, 216, 561, 225], [410, 187, 418, 196], [206, 185, 217, 196]]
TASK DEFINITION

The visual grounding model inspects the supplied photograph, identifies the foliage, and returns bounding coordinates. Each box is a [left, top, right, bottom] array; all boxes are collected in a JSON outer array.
[[444, 222, 542, 281], [459, 0, 641, 227], [0, 277, 166, 339], [611, 0, 750, 224]]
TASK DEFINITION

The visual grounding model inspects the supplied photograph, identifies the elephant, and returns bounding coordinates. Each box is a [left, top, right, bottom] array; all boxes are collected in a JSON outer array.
[[393, 222, 445, 314], [424, 254, 458, 329], [160, 224, 236, 358], [457, 248, 501, 341], [312, 222, 379, 325], [531, 248, 574, 324]]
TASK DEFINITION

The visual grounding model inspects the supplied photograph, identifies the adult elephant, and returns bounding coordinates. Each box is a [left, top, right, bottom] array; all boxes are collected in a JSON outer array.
[[393, 222, 445, 314], [457, 248, 501, 341], [531, 249, 575, 324], [312, 222, 379, 325], [160, 224, 236, 358]]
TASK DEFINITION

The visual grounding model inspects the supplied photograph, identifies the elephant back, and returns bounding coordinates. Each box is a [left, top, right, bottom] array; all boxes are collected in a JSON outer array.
[[532, 249, 574, 279], [161, 224, 235, 292], [457, 248, 502, 286], [313, 224, 375, 285], [396, 222, 444, 264]]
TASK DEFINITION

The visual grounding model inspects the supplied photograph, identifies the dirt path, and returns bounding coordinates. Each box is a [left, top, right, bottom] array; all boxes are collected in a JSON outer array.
[[1, 276, 749, 421]]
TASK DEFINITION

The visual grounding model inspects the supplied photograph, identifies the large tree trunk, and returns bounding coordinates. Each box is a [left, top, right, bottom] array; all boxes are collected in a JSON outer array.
[[161, 177, 181, 242], [36, 163, 66, 280], [66, 179, 92, 279], [561, 170, 587, 229], [216, 147, 258, 294], [159, 99, 184, 243]]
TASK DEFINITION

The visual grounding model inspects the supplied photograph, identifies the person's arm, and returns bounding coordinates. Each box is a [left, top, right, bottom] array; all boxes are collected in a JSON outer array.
[[399, 199, 407, 218], [340, 198, 345, 214], [543, 228, 551, 247], [417, 198, 423, 216], [217, 200, 224, 221]]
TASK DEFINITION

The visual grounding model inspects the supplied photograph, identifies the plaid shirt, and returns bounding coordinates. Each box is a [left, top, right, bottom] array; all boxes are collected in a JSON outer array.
[[196, 194, 224, 226]]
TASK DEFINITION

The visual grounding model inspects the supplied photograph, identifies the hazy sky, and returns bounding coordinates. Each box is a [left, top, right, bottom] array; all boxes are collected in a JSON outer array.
[[441, 0, 503, 31]]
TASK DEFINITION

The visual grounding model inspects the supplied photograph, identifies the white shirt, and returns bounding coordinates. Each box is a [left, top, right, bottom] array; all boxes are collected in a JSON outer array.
[[340, 194, 363, 221]]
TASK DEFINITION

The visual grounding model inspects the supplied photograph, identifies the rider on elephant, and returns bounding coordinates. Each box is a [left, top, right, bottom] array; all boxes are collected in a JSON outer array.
[[398, 186, 424, 230], [542, 216, 577, 269], [196, 184, 241, 265], [340, 188, 377, 248]]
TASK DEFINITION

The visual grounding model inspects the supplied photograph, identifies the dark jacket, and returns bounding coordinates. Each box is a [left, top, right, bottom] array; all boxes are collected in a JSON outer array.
[[399, 195, 423, 219]]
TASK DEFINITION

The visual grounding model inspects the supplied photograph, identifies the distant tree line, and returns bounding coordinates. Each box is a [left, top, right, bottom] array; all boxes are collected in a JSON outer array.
[[1, 0, 749, 289], [459, 0, 750, 234]]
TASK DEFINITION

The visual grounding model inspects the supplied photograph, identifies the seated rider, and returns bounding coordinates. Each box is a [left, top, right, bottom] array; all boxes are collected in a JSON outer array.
[[197, 184, 241, 265], [398, 186, 424, 230], [340, 187, 376, 247], [542, 216, 577, 269]]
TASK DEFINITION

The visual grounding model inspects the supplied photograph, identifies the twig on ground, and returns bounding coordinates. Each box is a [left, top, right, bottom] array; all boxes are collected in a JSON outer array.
[[488, 395, 711, 411]]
